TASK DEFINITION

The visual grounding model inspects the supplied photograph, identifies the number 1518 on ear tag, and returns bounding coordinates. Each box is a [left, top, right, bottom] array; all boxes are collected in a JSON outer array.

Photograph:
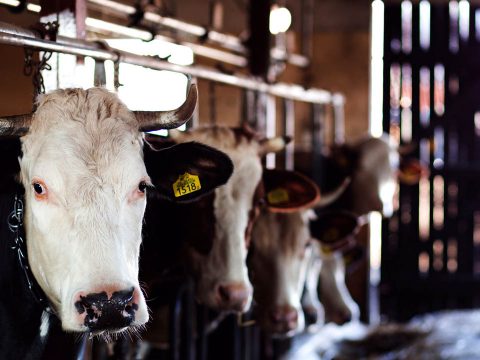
[[173, 172, 201, 197]]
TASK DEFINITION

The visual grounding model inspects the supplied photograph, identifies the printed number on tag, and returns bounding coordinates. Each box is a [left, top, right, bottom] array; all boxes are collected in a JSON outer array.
[[267, 188, 289, 205], [173, 173, 201, 197]]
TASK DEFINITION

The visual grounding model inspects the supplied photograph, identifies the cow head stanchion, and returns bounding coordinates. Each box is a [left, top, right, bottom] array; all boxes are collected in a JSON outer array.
[[249, 170, 348, 338], [0, 84, 233, 336]]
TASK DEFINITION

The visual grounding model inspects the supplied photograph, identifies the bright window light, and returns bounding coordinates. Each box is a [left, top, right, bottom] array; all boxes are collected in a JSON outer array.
[[104, 40, 192, 135], [369, 211, 383, 285], [269, 5, 292, 35], [105, 39, 194, 66], [370, 0, 384, 137]]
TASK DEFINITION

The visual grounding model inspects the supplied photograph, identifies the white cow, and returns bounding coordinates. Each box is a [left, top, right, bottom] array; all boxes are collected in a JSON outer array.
[[0, 84, 232, 338]]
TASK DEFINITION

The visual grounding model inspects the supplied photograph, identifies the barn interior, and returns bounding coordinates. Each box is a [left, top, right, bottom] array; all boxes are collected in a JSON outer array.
[[0, 0, 477, 359]]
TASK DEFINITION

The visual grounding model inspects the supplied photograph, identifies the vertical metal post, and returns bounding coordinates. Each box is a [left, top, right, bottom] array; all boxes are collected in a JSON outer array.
[[40, 0, 88, 90], [311, 103, 326, 186], [332, 94, 345, 145], [256, 91, 267, 134], [265, 94, 276, 169], [248, 0, 271, 78], [283, 98, 295, 170], [242, 89, 257, 128]]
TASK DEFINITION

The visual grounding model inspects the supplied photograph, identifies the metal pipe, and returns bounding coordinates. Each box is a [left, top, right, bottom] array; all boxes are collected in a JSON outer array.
[[0, 21, 332, 104], [283, 98, 295, 170], [332, 93, 345, 144], [0, 0, 246, 67], [87, 0, 309, 67], [1, 0, 309, 68], [88, 0, 245, 53]]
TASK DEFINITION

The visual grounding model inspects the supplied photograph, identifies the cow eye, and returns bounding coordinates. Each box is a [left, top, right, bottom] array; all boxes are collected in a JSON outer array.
[[33, 182, 45, 195], [138, 181, 148, 193]]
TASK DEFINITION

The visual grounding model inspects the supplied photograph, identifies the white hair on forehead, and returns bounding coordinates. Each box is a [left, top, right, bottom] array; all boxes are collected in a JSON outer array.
[[21, 88, 145, 200], [254, 210, 311, 256]]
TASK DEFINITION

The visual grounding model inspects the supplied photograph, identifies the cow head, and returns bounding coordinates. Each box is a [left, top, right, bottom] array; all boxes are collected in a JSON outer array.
[[249, 171, 347, 337], [329, 134, 427, 217], [1, 84, 233, 334], [167, 125, 288, 313]]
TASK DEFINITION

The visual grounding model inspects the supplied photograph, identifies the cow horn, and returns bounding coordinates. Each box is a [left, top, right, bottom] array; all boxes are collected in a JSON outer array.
[[315, 177, 351, 208], [0, 113, 33, 137], [135, 83, 198, 132]]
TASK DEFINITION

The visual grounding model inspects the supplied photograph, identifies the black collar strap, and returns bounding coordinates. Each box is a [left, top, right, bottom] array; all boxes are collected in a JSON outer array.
[[8, 194, 53, 314]]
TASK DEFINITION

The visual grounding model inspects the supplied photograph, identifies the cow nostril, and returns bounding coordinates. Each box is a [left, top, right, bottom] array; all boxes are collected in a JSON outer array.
[[218, 285, 231, 302], [271, 306, 298, 324], [74, 287, 139, 331], [111, 287, 134, 306]]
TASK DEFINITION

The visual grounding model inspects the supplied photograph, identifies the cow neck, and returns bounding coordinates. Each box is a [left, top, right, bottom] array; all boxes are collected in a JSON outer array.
[[8, 194, 53, 315]]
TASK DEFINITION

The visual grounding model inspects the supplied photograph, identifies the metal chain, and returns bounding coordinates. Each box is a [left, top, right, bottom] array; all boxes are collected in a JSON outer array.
[[23, 21, 58, 103], [8, 195, 53, 314], [113, 55, 122, 92]]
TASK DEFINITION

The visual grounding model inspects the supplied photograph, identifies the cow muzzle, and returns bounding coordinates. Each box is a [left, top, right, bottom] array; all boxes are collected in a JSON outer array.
[[267, 305, 300, 337], [215, 282, 252, 313], [74, 287, 142, 332]]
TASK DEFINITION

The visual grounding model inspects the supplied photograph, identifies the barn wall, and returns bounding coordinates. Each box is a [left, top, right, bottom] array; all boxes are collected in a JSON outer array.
[[0, 10, 37, 115]]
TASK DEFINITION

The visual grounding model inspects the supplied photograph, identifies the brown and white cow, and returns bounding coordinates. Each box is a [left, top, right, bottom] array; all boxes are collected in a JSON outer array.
[[0, 84, 233, 348], [144, 125, 290, 313], [248, 173, 350, 337], [326, 134, 426, 217]]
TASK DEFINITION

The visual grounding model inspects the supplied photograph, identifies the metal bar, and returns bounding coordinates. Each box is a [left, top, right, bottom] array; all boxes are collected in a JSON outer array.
[[283, 98, 295, 170], [87, 0, 309, 68], [88, 0, 244, 53], [265, 94, 276, 169], [311, 103, 326, 185], [84, 17, 248, 67], [332, 93, 345, 144], [0, 21, 331, 104]]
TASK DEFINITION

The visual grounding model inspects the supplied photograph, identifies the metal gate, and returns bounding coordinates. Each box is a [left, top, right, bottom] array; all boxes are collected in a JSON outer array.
[[380, 0, 480, 321]]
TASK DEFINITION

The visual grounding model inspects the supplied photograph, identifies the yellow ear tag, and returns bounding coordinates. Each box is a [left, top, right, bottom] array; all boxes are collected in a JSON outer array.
[[173, 172, 201, 197], [267, 188, 289, 205]]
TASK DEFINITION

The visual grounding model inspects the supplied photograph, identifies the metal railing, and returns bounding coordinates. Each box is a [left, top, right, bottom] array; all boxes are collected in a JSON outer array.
[[0, 21, 342, 105]]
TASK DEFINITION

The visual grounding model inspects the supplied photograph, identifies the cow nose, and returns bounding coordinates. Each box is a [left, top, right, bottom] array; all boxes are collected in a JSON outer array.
[[217, 283, 251, 312], [270, 305, 298, 333], [74, 287, 139, 331]]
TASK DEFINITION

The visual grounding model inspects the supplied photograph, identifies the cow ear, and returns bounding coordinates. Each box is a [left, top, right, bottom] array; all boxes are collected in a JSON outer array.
[[397, 158, 429, 185], [263, 169, 320, 213], [258, 136, 291, 156], [310, 211, 359, 252], [144, 140, 233, 203]]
